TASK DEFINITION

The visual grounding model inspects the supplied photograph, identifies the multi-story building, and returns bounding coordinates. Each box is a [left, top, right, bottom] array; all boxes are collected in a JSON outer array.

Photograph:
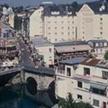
[[77, 0, 108, 40], [29, 0, 108, 43], [2, 7, 14, 28], [32, 36, 54, 67], [29, 6, 44, 38], [43, 5, 77, 43], [54, 41, 92, 64], [29, 4, 81, 43], [56, 58, 108, 108], [0, 21, 18, 58], [88, 39, 108, 59]]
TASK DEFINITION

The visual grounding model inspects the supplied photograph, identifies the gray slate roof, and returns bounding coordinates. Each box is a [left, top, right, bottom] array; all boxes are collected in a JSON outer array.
[[59, 57, 87, 65], [43, 3, 82, 16], [86, 0, 108, 14], [32, 36, 53, 47], [54, 41, 88, 47]]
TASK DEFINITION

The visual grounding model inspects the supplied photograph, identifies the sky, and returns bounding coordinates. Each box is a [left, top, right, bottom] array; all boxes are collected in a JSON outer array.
[[0, 0, 97, 7]]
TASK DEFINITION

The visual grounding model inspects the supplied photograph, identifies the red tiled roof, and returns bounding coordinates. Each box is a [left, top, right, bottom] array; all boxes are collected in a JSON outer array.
[[81, 58, 100, 66]]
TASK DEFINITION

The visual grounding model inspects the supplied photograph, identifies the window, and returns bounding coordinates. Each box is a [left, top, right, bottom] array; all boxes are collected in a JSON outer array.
[[100, 22, 103, 25], [55, 32, 57, 35], [61, 27, 64, 29], [77, 81, 82, 88], [55, 27, 57, 29], [47, 21, 50, 24], [55, 38, 57, 41], [93, 99, 99, 107], [48, 27, 51, 29], [61, 32, 64, 35], [100, 48, 102, 53], [84, 68, 90, 76], [67, 67, 71, 76], [102, 71, 108, 79], [100, 27, 103, 30], [77, 94, 82, 99], [68, 27, 70, 30], [49, 48, 52, 53], [100, 18, 103, 21], [100, 32, 103, 35], [90, 86, 106, 96], [103, 102, 106, 108]]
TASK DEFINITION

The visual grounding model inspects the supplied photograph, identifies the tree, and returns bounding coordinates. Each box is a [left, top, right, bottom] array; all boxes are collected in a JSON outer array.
[[104, 51, 108, 60], [58, 93, 93, 108], [58, 93, 75, 108]]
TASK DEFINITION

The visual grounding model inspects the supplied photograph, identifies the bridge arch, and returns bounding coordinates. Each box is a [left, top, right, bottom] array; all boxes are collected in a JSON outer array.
[[26, 77, 37, 95], [48, 80, 56, 103]]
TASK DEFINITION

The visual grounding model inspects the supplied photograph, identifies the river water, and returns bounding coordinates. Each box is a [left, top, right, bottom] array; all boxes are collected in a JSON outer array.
[[0, 85, 47, 108]]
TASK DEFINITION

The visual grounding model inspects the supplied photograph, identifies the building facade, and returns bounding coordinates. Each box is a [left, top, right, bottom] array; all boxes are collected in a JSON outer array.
[[77, 1, 108, 40], [44, 11, 77, 43], [32, 36, 54, 67], [88, 39, 108, 59], [29, 7, 44, 38], [29, 1, 108, 43], [56, 58, 108, 108]]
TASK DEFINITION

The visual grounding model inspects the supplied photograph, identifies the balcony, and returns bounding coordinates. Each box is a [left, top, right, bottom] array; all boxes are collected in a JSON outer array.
[[73, 73, 108, 84], [90, 84, 107, 96], [73, 74, 91, 81], [91, 75, 108, 84]]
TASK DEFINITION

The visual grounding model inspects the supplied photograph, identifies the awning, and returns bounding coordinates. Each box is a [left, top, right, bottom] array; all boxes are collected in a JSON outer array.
[[55, 45, 92, 53], [90, 83, 107, 90]]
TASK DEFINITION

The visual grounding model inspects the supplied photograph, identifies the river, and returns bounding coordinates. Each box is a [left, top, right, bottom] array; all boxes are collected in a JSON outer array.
[[0, 85, 48, 108]]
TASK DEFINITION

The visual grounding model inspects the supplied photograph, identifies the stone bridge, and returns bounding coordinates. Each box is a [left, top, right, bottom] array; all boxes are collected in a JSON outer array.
[[0, 66, 56, 107]]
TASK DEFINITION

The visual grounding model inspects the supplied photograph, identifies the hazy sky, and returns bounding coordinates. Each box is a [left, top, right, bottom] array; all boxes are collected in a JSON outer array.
[[0, 0, 97, 7]]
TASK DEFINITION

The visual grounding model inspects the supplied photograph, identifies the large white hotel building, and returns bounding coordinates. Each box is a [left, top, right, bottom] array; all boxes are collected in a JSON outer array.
[[29, 0, 108, 43]]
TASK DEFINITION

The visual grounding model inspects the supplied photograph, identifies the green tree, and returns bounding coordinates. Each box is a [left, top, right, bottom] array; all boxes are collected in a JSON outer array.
[[104, 51, 108, 60], [58, 93, 93, 108], [58, 93, 75, 108]]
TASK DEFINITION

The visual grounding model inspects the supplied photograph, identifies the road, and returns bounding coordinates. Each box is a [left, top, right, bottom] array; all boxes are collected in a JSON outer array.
[[17, 35, 35, 67]]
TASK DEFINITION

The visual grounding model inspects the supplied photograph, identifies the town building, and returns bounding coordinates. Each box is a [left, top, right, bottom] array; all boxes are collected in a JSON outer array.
[[88, 39, 108, 59], [29, 0, 108, 43], [77, 0, 108, 40], [29, 6, 44, 38], [0, 21, 18, 58], [43, 5, 78, 43], [54, 41, 92, 64], [55, 58, 108, 108], [2, 7, 14, 28], [32, 36, 54, 67], [29, 3, 80, 43]]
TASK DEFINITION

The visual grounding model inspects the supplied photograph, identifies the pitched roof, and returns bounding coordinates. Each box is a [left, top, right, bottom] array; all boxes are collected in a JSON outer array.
[[86, 0, 108, 14], [59, 57, 87, 65], [43, 4, 82, 16], [54, 41, 87, 47], [81, 58, 100, 66], [54, 41, 91, 53], [32, 36, 53, 47]]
